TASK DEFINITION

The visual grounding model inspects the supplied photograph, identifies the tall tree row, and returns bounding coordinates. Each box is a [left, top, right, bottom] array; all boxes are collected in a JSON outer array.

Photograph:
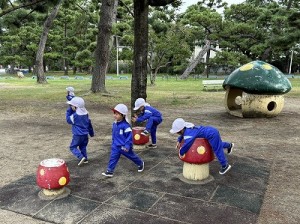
[[0, 0, 299, 90]]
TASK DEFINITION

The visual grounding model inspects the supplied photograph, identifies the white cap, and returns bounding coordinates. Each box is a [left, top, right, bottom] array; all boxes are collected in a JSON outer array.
[[66, 87, 74, 92], [134, 98, 146, 110], [113, 104, 129, 122], [67, 97, 88, 115], [113, 104, 128, 115], [170, 118, 194, 134]]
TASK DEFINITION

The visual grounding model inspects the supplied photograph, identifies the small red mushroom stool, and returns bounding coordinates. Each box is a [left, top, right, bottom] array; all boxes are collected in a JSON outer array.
[[36, 158, 71, 200], [132, 127, 149, 150], [179, 138, 214, 183]]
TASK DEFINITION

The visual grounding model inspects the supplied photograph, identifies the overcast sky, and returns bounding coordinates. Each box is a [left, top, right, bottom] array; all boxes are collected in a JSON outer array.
[[180, 0, 245, 12]]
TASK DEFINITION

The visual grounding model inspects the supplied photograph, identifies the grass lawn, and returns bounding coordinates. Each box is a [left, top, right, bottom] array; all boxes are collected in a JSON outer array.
[[0, 73, 299, 111]]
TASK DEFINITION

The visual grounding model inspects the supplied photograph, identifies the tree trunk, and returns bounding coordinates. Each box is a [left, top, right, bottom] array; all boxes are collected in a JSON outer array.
[[203, 49, 211, 78], [63, 20, 68, 76], [34, 0, 62, 84], [149, 57, 166, 86], [180, 40, 210, 79], [261, 47, 272, 61], [286, 0, 293, 10], [149, 69, 155, 85], [152, 67, 160, 85], [131, 0, 149, 111], [284, 50, 290, 73], [91, 0, 118, 93], [130, 0, 175, 111]]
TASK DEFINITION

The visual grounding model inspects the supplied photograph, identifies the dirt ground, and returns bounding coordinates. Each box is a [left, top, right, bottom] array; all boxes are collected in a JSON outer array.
[[0, 94, 300, 223]]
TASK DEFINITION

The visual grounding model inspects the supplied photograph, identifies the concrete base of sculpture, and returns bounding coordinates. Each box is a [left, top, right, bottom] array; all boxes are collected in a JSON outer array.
[[179, 174, 214, 185], [38, 187, 71, 200], [224, 88, 284, 118], [133, 144, 147, 150]]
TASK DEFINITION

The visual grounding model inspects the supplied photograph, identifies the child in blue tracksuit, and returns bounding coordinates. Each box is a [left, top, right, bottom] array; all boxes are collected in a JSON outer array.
[[66, 87, 75, 101], [66, 97, 94, 166], [131, 98, 163, 148], [170, 118, 234, 175], [102, 104, 144, 178]]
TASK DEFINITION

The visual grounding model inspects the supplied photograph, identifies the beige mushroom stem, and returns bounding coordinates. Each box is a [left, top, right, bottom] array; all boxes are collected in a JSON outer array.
[[179, 142, 214, 182], [225, 88, 285, 118], [182, 162, 210, 181]]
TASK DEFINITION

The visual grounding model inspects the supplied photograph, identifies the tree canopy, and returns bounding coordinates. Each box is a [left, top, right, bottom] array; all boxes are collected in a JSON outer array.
[[0, 0, 299, 79]]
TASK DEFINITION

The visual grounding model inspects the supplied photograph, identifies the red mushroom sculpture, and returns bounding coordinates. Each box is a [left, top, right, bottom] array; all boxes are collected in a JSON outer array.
[[179, 138, 214, 181], [36, 158, 70, 199], [132, 127, 149, 149]]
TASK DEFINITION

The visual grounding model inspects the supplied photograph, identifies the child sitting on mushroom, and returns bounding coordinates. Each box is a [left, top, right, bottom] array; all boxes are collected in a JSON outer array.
[[170, 118, 234, 175]]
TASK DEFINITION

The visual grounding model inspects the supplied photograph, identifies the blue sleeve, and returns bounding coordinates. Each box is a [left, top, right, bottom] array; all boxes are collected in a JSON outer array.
[[124, 126, 133, 150], [111, 123, 114, 144], [88, 120, 94, 137], [177, 135, 183, 143], [136, 111, 151, 123], [66, 95, 72, 101], [179, 136, 196, 156], [66, 107, 75, 124]]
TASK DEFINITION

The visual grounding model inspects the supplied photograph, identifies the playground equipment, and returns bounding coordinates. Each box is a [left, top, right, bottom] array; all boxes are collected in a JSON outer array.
[[223, 60, 292, 118], [132, 126, 149, 150], [179, 138, 214, 184], [36, 158, 71, 200]]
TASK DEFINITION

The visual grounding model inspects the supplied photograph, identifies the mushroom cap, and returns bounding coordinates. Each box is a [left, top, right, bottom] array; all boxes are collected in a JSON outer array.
[[132, 127, 149, 145], [223, 60, 292, 94], [36, 158, 70, 189], [179, 138, 214, 164]]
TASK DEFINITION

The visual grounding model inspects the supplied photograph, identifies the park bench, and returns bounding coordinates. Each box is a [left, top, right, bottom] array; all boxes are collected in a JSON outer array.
[[285, 74, 294, 79], [106, 76, 114, 80], [119, 75, 129, 80], [60, 76, 69, 80], [202, 80, 224, 91], [74, 76, 84, 80], [46, 76, 55, 80]]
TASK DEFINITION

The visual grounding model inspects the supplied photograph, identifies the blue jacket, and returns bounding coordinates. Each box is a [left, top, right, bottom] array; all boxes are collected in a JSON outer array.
[[136, 105, 162, 123], [66, 95, 75, 101], [112, 119, 133, 150], [66, 107, 94, 136], [178, 126, 218, 156]]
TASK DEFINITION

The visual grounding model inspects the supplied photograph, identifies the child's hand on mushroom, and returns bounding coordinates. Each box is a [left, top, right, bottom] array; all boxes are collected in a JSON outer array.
[[178, 152, 184, 159], [131, 116, 137, 123]]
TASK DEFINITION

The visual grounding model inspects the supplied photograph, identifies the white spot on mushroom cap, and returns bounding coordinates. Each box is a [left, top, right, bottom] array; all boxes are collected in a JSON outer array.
[[40, 158, 65, 167]]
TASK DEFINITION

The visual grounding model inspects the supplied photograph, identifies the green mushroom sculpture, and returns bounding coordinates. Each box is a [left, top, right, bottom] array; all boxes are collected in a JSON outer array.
[[223, 60, 292, 118]]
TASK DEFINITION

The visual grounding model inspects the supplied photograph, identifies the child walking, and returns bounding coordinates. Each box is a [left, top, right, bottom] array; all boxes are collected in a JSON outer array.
[[66, 97, 94, 166], [102, 104, 144, 177], [131, 98, 163, 149], [170, 118, 234, 175], [66, 86, 75, 101]]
